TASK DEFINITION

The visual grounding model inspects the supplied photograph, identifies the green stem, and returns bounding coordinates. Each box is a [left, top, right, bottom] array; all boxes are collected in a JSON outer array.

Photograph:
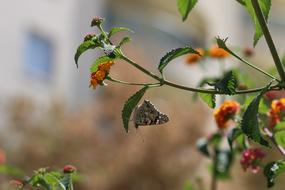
[[251, 0, 285, 82], [230, 52, 279, 82], [264, 128, 285, 157], [106, 76, 161, 87], [120, 54, 278, 94]]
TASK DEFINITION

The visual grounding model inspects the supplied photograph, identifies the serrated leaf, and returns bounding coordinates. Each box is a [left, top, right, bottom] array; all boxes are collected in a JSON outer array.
[[159, 47, 198, 73], [243, 0, 271, 46], [90, 56, 114, 72], [241, 85, 270, 147], [118, 37, 131, 47], [264, 160, 285, 188], [74, 40, 98, 68], [122, 86, 149, 132], [108, 27, 134, 38], [198, 93, 216, 108], [214, 71, 237, 95], [227, 128, 243, 150], [177, 0, 198, 21], [274, 131, 285, 148]]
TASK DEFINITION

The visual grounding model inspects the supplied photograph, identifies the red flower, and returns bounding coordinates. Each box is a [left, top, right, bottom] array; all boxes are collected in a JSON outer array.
[[240, 148, 265, 173], [63, 165, 77, 173]]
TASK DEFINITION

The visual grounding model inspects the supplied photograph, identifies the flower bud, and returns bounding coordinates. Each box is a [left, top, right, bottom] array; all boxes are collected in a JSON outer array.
[[63, 165, 77, 174], [243, 47, 254, 57], [91, 17, 104, 27], [84, 33, 96, 42]]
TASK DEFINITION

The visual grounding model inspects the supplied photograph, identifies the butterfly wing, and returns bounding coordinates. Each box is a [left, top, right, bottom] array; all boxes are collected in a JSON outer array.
[[133, 100, 169, 128]]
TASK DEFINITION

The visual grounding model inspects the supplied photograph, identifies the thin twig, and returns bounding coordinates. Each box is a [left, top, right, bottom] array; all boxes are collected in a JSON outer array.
[[264, 128, 285, 157]]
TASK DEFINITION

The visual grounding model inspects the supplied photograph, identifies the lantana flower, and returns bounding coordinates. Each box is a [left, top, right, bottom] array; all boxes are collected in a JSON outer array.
[[268, 98, 285, 128], [208, 46, 230, 58], [240, 148, 265, 173], [186, 48, 205, 64], [89, 60, 115, 89], [214, 100, 240, 129]]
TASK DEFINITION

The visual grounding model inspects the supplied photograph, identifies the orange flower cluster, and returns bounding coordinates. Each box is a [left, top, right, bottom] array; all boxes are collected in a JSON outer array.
[[185, 45, 230, 65], [268, 98, 285, 128], [214, 100, 240, 129], [90, 60, 115, 89], [208, 46, 230, 58], [186, 48, 205, 64]]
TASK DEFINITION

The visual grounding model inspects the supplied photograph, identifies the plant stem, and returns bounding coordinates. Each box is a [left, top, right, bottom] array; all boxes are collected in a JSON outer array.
[[251, 0, 285, 82], [211, 152, 217, 190], [229, 51, 279, 82], [106, 76, 161, 87], [264, 128, 285, 157], [120, 54, 278, 94]]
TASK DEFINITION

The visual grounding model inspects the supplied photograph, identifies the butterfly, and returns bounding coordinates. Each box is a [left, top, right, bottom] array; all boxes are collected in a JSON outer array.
[[133, 100, 169, 128]]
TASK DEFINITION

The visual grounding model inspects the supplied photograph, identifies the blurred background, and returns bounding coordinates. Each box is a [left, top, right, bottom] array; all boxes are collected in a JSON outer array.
[[1, 0, 285, 189]]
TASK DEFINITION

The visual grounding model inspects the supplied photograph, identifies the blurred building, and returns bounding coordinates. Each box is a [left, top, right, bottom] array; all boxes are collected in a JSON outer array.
[[0, 0, 106, 109]]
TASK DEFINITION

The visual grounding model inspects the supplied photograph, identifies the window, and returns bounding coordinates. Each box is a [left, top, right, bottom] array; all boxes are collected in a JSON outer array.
[[24, 32, 53, 80]]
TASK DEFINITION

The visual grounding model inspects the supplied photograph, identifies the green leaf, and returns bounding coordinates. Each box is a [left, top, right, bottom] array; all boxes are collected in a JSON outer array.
[[90, 56, 114, 72], [274, 131, 285, 148], [158, 47, 198, 73], [243, 0, 271, 46], [264, 160, 285, 188], [227, 128, 243, 150], [196, 133, 222, 157], [236, 0, 245, 5], [275, 122, 285, 131], [60, 174, 73, 190], [74, 40, 98, 68], [214, 71, 237, 95], [108, 27, 134, 38], [177, 0, 198, 21], [198, 93, 216, 108], [196, 138, 210, 157], [214, 149, 234, 179], [241, 85, 270, 147], [118, 37, 131, 47], [122, 86, 149, 132]]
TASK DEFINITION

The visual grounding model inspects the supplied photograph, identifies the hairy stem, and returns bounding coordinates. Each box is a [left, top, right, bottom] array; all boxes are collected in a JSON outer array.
[[106, 76, 161, 87], [120, 54, 278, 94], [251, 0, 285, 82], [264, 128, 285, 157]]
